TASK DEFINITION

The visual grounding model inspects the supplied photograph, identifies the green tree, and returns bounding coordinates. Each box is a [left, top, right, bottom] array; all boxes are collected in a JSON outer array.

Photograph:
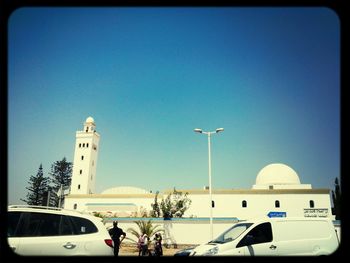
[[21, 164, 51, 205], [331, 177, 341, 220], [150, 191, 161, 218], [49, 157, 73, 206], [159, 188, 192, 219], [126, 220, 164, 244], [160, 194, 173, 219]]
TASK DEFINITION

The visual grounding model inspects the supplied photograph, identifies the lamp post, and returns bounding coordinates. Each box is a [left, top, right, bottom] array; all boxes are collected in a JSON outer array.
[[194, 127, 224, 240]]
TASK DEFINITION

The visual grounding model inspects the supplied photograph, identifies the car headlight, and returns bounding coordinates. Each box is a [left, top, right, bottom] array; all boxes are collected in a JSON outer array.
[[203, 246, 219, 255]]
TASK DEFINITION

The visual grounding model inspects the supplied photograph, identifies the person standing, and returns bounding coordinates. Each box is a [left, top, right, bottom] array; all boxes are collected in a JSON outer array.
[[108, 221, 126, 256], [137, 234, 144, 256], [141, 234, 149, 256], [154, 233, 163, 256]]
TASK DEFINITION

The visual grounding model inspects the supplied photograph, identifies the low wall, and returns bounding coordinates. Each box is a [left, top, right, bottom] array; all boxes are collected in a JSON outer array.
[[103, 217, 239, 245]]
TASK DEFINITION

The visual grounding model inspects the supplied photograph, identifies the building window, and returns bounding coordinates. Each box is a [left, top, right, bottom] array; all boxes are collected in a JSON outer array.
[[87, 143, 89, 148], [83, 143, 85, 147], [93, 145, 97, 150], [78, 185, 80, 190], [79, 169, 82, 175], [242, 200, 247, 208], [73, 204, 77, 210], [79, 143, 81, 148], [309, 200, 315, 208], [81, 155, 84, 160], [275, 200, 280, 208]]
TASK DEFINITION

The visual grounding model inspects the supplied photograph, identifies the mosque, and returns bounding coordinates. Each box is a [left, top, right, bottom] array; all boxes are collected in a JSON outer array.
[[64, 117, 334, 221]]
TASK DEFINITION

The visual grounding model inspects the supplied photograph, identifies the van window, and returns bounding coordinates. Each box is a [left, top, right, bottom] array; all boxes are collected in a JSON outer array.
[[209, 223, 253, 244], [237, 222, 273, 247]]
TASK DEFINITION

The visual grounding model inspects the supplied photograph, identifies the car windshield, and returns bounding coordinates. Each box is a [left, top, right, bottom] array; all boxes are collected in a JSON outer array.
[[209, 223, 253, 244]]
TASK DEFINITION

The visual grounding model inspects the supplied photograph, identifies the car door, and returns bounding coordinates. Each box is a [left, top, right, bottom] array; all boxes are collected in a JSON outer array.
[[236, 222, 278, 256]]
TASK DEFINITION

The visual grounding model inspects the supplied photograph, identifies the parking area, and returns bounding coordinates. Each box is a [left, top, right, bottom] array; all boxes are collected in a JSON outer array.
[[118, 243, 194, 256]]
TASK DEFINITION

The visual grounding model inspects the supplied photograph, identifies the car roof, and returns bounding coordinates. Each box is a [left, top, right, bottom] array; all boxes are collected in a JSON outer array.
[[8, 205, 100, 221]]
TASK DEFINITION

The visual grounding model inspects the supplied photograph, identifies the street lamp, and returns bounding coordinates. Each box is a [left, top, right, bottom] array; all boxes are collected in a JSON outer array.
[[194, 127, 224, 240]]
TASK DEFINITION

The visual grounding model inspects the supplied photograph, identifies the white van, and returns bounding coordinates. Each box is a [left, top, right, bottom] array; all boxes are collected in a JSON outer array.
[[190, 217, 339, 256]]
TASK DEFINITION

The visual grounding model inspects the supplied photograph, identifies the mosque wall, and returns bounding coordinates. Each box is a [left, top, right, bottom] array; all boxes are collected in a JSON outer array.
[[64, 189, 332, 220]]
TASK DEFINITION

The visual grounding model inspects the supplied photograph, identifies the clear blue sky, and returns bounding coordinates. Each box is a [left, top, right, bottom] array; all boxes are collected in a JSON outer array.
[[8, 7, 340, 205]]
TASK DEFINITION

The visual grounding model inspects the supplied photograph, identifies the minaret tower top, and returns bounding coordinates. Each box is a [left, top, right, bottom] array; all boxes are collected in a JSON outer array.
[[84, 116, 96, 133]]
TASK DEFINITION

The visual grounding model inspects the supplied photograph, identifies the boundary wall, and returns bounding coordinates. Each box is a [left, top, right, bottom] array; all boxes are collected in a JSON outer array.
[[104, 217, 239, 245]]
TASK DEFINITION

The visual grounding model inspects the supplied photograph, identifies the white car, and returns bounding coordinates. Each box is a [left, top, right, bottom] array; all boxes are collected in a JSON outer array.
[[190, 217, 340, 256], [7, 205, 114, 256]]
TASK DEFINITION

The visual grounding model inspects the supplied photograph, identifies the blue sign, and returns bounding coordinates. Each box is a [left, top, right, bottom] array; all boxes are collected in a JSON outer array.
[[267, 211, 287, 218]]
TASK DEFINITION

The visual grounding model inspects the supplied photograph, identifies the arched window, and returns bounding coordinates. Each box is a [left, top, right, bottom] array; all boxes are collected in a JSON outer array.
[[309, 200, 315, 208], [242, 200, 247, 208], [275, 200, 280, 208], [78, 184, 80, 190], [73, 204, 77, 210]]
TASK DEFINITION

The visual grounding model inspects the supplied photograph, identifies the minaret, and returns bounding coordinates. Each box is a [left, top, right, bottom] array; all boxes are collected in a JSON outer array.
[[70, 116, 100, 195]]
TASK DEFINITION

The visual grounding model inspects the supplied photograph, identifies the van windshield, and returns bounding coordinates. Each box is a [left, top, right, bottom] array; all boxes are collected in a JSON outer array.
[[209, 223, 253, 244]]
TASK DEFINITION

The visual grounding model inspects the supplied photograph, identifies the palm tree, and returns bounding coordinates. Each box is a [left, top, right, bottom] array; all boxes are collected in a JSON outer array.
[[125, 220, 164, 245]]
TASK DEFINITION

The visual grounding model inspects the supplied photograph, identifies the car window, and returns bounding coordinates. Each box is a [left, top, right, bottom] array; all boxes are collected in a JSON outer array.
[[8, 211, 98, 237], [18, 212, 61, 237], [8, 211, 22, 237], [237, 222, 273, 247], [59, 215, 75, 235], [69, 216, 98, 234], [209, 223, 253, 244]]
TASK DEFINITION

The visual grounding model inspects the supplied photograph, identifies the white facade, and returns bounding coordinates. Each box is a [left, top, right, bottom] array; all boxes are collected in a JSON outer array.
[[65, 188, 332, 220], [69, 117, 100, 195]]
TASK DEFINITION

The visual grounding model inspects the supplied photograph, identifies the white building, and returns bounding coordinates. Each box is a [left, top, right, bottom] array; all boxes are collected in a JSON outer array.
[[64, 117, 333, 221]]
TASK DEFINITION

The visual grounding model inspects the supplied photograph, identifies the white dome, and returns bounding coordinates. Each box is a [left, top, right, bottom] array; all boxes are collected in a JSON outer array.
[[256, 163, 300, 185], [85, 116, 95, 123], [101, 186, 150, 194]]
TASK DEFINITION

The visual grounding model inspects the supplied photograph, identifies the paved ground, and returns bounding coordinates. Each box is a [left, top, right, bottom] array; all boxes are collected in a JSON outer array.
[[118, 243, 194, 256]]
